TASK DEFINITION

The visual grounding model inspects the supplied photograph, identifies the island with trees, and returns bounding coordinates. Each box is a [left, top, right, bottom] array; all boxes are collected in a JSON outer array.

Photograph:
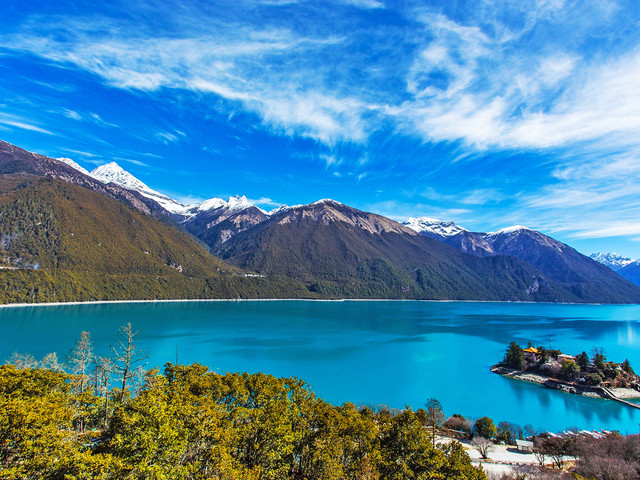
[[492, 341, 640, 405]]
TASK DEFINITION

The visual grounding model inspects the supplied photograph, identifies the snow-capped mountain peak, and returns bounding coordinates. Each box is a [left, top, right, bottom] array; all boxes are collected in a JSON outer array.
[[195, 195, 255, 213], [311, 198, 343, 206], [56, 157, 90, 176], [91, 162, 146, 190], [402, 217, 468, 238], [89, 162, 191, 215], [589, 252, 637, 271], [227, 195, 254, 212], [487, 225, 532, 236]]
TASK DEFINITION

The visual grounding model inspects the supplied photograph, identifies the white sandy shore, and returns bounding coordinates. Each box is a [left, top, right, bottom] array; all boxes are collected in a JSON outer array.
[[0, 297, 620, 309]]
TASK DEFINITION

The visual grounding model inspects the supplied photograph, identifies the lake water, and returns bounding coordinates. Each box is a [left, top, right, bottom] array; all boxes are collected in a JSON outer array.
[[2, 300, 640, 434]]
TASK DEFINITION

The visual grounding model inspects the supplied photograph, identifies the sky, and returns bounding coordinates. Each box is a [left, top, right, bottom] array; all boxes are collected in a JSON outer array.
[[1, 0, 640, 257]]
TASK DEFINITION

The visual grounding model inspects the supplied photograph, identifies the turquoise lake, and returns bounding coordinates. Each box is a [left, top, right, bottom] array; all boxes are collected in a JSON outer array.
[[2, 300, 640, 434]]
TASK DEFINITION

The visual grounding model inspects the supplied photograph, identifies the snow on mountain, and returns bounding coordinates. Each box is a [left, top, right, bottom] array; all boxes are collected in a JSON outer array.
[[486, 225, 532, 236], [310, 198, 344, 206], [56, 157, 90, 176], [268, 204, 304, 216], [402, 217, 468, 238], [589, 252, 637, 271], [226, 195, 255, 212], [89, 162, 191, 214]]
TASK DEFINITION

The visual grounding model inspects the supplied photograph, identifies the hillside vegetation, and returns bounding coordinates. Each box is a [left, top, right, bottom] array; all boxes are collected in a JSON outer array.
[[216, 202, 575, 302], [0, 175, 310, 303], [0, 362, 486, 480]]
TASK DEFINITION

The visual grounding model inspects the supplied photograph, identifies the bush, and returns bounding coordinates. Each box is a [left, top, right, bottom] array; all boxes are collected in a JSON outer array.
[[443, 414, 471, 434], [584, 372, 604, 386], [561, 360, 580, 381]]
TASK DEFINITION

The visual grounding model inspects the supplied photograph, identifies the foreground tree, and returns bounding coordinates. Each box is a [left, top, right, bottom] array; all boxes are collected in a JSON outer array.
[[425, 397, 445, 447], [111, 323, 147, 402], [472, 436, 493, 459], [496, 421, 522, 445], [68, 330, 94, 395], [1, 359, 488, 480], [473, 417, 497, 440], [0, 365, 116, 478]]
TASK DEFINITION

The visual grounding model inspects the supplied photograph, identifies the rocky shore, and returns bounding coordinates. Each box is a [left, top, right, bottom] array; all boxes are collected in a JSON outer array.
[[491, 365, 640, 404]]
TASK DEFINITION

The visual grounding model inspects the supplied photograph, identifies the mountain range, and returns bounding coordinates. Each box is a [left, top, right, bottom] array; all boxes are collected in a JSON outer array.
[[588, 252, 640, 287], [1, 139, 639, 304]]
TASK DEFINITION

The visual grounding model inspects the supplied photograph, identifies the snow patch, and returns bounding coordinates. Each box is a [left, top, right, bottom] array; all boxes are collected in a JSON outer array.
[[402, 217, 468, 238], [89, 162, 192, 214], [590, 252, 637, 271], [56, 157, 90, 176], [310, 198, 343, 206], [487, 225, 532, 236], [268, 204, 304, 216]]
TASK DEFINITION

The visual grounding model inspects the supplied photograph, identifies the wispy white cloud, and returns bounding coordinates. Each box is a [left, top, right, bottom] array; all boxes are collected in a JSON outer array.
[[64, 109, 118, 128], [155, 130, 186, 144], [0, 115, 55, 135], [2, 0, 640, 245]]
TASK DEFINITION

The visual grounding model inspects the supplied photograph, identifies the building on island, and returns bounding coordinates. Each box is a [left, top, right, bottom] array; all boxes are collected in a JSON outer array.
[[523, 347, 540, 362], [558, 354, 576, 363]]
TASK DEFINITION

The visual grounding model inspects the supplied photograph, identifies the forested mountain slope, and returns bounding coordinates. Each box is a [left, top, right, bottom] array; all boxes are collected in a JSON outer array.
[[216, 200, 581, 302], [0, 175, 309, 303]]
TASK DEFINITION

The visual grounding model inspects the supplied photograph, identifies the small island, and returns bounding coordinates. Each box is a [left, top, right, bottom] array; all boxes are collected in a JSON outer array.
[[492, 342, 640, 407]]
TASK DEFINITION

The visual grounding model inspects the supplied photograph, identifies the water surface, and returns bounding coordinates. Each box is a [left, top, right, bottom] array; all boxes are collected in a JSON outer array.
[[2, 300, 640, 433]]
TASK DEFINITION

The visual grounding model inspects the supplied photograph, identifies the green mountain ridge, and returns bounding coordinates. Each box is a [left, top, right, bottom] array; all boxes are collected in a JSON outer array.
[[216, 200, 583, 302], [0, 175, 310, 303]]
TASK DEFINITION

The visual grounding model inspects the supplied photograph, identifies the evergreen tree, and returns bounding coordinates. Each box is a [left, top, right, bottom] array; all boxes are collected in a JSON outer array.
[[576, 351, 590, 371], [503, 342, 524, 369]]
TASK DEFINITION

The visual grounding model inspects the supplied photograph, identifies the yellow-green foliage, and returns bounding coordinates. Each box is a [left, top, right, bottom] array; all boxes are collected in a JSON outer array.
[[0, 175, 312, 303], [0, 363, 487, 480]]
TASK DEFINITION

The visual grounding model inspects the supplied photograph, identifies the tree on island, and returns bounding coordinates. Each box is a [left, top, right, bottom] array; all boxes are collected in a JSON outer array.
[[592, 348, 606, 370], [503, 342, 524, 370], [622, 359, 634, 375], [561, 359, 580, 381], [576, 351, 590, 371]]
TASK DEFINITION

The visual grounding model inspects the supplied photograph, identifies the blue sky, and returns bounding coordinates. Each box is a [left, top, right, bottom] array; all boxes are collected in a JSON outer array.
[[1, 0, 640, 257]]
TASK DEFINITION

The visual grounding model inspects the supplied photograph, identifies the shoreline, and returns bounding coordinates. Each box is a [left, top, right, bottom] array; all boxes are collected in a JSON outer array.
[[0, 297, 630, 309], [491, 366, 640, 405]]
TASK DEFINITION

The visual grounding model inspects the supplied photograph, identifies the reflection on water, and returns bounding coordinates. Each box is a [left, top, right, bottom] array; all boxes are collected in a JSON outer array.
[[1, 300, 640, 433]]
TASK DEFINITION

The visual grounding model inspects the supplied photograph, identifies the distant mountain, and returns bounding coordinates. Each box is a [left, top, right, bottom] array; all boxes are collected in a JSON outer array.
[[408, 221, 640, 303], [402, 217, 468, 239], [54, 153, 274, 247], [183, 203, 268, 249], [3, 139, 639, 303], [90, 162, 190, 215], [0, 174, 308, 303], [215, 200, 583, 301], [617, 261, 640, 287], [482, 226, 637, 300], [589, 252, 637, 271]]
